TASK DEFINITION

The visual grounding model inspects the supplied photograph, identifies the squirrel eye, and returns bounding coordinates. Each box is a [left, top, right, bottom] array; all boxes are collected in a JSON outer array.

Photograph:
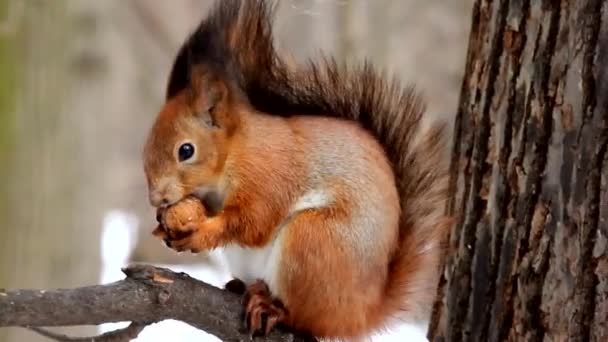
[[177, 143, 195, 162]]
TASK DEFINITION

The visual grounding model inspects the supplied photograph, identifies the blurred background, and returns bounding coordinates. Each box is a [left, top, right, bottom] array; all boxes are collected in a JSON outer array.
[[0, 0, 473, 341]]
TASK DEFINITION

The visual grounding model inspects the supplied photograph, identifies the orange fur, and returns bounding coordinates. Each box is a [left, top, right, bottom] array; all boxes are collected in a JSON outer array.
[[143, 0, 452, 339]]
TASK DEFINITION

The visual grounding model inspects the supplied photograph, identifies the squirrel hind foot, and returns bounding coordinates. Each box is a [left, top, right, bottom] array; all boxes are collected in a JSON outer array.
[[242, 280, 288, 337]]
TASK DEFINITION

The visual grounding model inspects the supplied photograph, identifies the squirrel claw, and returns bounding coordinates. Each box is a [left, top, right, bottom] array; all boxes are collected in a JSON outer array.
[[152, 224, 168, 239], [158, 224, 198, 252], [166, 234, 195, 252], [243, 280, 286, 337]]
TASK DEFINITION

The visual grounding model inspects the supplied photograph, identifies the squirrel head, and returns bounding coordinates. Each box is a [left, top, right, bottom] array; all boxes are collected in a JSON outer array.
[[143, 68, 241, 208]]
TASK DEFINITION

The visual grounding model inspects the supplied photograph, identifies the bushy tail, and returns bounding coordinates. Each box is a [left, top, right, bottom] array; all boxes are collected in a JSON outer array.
[[168, 0, 452, 333]]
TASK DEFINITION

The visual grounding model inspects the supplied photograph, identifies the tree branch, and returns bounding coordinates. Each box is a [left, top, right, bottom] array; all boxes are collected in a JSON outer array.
[[0, 264, 315, 342]]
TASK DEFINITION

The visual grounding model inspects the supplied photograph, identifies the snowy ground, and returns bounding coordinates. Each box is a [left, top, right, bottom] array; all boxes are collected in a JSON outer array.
[[99, 210, 428, 341]]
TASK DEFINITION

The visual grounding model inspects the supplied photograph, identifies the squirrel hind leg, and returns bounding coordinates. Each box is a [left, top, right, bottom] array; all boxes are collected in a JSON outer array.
[[243, 280, 288, 337]]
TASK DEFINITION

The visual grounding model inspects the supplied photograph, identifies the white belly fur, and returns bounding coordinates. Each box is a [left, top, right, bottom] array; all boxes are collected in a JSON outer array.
[[221, 189, 331, 295], [221, 230, 285, 295]]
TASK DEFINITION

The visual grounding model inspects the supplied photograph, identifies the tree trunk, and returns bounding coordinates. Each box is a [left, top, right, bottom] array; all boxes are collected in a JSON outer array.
[[429, 0, 608, 341]]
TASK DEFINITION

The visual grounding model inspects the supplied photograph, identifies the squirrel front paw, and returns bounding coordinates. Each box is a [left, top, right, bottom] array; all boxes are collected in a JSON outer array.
[[152, 196, 218, 252]]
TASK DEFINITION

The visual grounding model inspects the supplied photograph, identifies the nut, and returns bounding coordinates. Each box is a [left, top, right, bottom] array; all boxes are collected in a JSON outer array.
[[163, 196, 207, 230]]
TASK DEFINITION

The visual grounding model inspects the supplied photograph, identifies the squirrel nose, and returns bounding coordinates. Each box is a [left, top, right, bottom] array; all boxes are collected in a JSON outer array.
[[149, 191, 170, 208], [148, 177, 182, 207]]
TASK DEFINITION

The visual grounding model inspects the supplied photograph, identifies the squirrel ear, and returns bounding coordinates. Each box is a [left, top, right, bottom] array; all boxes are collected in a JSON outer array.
[[197, 78, 224, 128], [188, 67, 237, 132]]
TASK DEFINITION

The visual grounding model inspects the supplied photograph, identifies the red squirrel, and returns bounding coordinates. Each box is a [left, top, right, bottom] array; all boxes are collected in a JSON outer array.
[[143, 0, 452, 339]]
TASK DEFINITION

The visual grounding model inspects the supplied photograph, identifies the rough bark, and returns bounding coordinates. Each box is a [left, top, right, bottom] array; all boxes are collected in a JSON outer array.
[[0, 264, 314, 342], [429, 0, 608, 341]]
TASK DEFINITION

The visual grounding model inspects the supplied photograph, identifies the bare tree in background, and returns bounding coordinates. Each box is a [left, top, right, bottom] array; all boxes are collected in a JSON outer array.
[[429, 0, 608, 341], [0, 2, 100, 340]]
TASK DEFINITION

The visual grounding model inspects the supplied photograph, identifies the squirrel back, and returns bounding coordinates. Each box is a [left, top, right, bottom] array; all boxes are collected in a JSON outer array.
[[162, 0, 451, 336]]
